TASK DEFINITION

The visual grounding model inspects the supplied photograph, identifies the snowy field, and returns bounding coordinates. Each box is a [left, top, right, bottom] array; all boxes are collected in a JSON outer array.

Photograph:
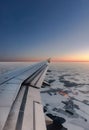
[[0, 62, 89, 130], [41, 62, 89, 130], [0, 62, 35, 76]]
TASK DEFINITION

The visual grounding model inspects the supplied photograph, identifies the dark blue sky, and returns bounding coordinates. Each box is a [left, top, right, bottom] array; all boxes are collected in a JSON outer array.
[[0, 0, 89, 61]]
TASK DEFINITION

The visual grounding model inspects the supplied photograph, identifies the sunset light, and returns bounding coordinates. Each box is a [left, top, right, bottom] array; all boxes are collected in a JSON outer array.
[[0, 0, 89, 62]]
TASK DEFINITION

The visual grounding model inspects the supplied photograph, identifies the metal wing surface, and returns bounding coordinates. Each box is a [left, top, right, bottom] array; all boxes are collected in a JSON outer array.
[[0, 60, 50, 130]]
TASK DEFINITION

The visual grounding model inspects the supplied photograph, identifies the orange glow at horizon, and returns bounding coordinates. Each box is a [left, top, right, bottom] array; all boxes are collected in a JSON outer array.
[[1, 54, 89, 62], [52, 53, 89, 62]]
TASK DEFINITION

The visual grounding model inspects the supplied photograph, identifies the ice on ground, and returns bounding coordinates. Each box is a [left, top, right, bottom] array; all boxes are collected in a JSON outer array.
[[41, 62, 89, 130]]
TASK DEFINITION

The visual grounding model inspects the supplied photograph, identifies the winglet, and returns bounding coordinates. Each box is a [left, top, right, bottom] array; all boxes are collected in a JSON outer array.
[[47, 58, 51, 63]]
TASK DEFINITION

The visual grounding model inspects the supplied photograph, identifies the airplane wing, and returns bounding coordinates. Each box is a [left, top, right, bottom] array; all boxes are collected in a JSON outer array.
[[0, 60, 50, 130]]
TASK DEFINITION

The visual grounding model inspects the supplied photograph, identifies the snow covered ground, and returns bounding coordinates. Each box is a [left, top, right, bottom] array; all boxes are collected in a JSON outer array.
[[0, 62, 89, 130], [41, 62, 89, 130], [0, 62, 34, 76]]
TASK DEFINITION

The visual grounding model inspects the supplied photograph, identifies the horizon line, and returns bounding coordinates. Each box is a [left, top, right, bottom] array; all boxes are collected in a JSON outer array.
[[52, 60, 89, 62], [0, 59, 89, 62]]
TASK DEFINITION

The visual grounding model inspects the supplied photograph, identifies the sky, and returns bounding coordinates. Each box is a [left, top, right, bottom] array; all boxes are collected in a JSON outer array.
[[0, 0, 89, 61]]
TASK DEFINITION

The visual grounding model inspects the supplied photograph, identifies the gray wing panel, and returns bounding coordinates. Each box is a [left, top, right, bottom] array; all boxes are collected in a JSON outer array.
[[0, 60, 49, 130]]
